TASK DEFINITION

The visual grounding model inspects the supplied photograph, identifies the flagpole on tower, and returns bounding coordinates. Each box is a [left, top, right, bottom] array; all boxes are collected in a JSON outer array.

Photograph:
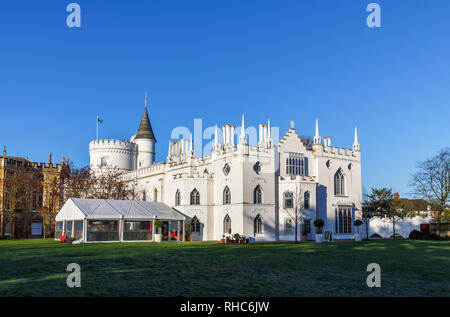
[[96, 116, 99, 140]]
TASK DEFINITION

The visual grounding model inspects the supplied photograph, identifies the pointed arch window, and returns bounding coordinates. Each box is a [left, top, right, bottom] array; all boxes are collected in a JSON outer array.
[[284, 191, 294, 209], [253, 185, 262, 204], [304, 191, 310, 209], [153, 188, 158, 202], [223, 186, 231, 205], [254, 214, 263, 235], [334, 169, 345, 196], [175, 189, 181, 206], [191, 216, 200, 233], [190, 188, 200, 205], [223, 214, 232, 234]]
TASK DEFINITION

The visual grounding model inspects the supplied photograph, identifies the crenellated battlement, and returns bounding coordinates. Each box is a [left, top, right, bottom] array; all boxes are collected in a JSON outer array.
[[89, 139, 138, 151], [322, 145, 360, 160]]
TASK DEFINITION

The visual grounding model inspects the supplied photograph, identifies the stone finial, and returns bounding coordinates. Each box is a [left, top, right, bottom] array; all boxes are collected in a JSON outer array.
[[3, 146, 6, 158], [66, 157, 69, 165], [48, 153, 52, 164], [62, 157, 65, 165], [290, 120, 295, 129]]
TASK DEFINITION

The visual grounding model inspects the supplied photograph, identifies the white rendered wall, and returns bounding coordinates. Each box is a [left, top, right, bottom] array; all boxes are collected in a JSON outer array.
[[363, 215, 432, 239], [89, 139, 137, 171], [134, 138, 155, 168]]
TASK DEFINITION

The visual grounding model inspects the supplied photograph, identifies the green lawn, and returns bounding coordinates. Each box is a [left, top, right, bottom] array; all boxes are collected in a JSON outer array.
[[0, 239, 448, 297]]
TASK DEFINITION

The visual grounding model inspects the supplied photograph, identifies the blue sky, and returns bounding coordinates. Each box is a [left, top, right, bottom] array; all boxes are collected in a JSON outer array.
[[0, 0, 449, 197]]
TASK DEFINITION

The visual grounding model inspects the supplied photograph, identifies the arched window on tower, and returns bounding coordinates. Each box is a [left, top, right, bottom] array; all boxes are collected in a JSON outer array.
[[223, 214, 232, 234], [223, 186, 231, 205], [175, 189, 181, 206], [153, 188, 158, 202], [191, 216, 200, 233], [304, 191, 310, 209], [284, 191, 294, 209], [254, 214, 263, 235], [253, 185, 262, 204], [190, 188, 200, 205], [334, 169, 345, 196]]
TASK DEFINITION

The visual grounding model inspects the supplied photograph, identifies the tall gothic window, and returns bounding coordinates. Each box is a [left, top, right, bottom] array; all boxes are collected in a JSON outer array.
[[191, 216, 200, 233], [223, 186, 231, 205], [286, 153, 308, 176], [254, 214, 263, 235], [284, 191, 294, 209], [304, 191, 310, 209], [223, 214, 232, 234], [253, 185, 262, 204], [190, 188, 200, 205], [153, 188, 158, 202], [334, 169, 345, 196], [175, 189, 180, 206], [335, 207, 352, 234]]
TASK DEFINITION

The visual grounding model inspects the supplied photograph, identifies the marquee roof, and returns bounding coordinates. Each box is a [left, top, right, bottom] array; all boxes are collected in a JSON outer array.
[[56, 198, 185, 221]]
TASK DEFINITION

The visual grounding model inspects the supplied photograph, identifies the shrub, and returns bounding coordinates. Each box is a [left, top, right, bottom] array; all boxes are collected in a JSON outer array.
[[313, 218, 325, 234], [354, 219, 363, 227], [369, 233, 382, 239], [424, 233, 440, 240], [408, 229, 423, 240], [390, 234, 404, 239]]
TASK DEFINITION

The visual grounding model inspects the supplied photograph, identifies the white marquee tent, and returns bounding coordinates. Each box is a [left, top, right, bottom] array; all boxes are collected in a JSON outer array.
[[55, 198, 186, 242]]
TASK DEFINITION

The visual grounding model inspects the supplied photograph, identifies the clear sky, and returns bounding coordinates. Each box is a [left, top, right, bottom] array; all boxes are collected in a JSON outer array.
[[0, 0, 449, 197]]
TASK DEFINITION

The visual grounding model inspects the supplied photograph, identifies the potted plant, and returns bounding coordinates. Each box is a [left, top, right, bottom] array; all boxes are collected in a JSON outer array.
[[154, 220, 163, 242], [301, 225, 307, 241], [233, 233, 240, 244], [221, 235, 225, 244], [313, 218, 325, 243], [185, 222, 193, 241], [354, 219, 363, 241], [226, 235, 231, 244], [240, 235, 246, 244]]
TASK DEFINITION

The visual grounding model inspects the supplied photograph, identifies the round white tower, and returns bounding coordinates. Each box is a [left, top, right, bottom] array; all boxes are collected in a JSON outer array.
[[89, 139, 138, 172], [133, 94, 156, 168]]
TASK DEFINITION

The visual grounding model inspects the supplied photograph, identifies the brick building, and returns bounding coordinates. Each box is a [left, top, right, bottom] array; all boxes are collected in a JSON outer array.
[[0, 147, 69, 239]]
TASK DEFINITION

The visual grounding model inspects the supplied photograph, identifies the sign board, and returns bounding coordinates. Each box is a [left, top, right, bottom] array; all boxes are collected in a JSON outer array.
[[324, 230, 332, 242]]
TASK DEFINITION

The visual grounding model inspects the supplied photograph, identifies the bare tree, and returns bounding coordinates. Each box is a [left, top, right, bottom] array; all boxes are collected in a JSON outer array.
[[3, 167, 41, 239], [282, 184, 305, 243], [409, 147, 449, 235], [42, 176, 63, 238], [64, 166, 134, 201], [92, 168, 134, 200]]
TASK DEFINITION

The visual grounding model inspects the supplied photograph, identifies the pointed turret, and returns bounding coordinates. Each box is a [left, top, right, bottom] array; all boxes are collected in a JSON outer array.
[[239, 114, 248, 145], [134, 92, 157, 167], [135, 93, 156, 141], [313, 118, 321, 145], [353, 127, 360, 151]]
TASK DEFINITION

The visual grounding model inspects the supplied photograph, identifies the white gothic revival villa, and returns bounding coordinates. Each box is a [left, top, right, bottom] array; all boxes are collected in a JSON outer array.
[[87, 100, 362, 242]]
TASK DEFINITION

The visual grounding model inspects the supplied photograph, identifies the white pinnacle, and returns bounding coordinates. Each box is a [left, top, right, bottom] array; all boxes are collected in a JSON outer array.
[[315, 118, 319, 137], [214, 125, 218, 144]]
